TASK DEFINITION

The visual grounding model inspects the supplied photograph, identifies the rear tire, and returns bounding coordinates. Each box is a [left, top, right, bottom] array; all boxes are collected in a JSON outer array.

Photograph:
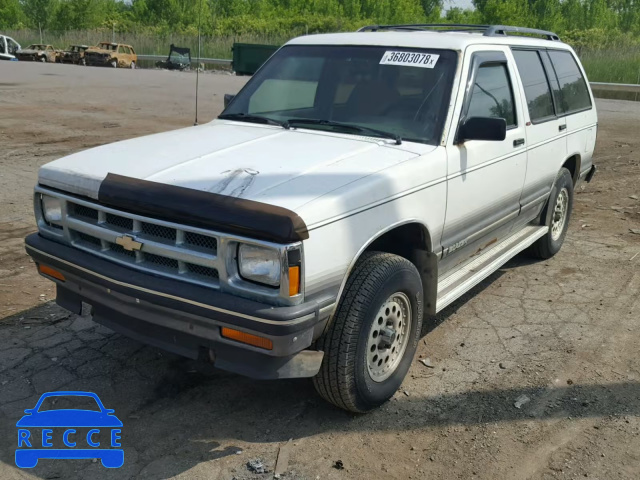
[[110, 59, 117, 68], [529, 167, 574, 259], [313, 252, 423, 412], [130, 61, 136, 69]]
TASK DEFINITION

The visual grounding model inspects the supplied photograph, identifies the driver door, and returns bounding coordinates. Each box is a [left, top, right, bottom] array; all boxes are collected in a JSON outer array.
[[440, 48, 527, 274]]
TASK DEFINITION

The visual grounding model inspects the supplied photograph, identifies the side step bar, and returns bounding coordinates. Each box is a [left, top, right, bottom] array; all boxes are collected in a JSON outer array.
[[436, 225, 548, 313]]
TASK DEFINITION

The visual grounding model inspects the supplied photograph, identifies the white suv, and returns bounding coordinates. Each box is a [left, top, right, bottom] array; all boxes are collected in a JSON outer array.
[[26, 24, 597, 412]]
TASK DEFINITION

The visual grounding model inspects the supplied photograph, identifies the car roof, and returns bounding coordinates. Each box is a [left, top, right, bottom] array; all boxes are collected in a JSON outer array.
[[287, 30, 574, 52]]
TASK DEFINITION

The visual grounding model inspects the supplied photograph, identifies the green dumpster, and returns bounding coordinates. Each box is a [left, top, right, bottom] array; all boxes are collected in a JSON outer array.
[[232, 43, 280, 76]]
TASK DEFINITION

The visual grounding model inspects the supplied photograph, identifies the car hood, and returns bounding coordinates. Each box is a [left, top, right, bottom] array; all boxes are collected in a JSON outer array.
[[39, 121, 433, 228], [18, 49, 42, 54], [86, 48, 111, 54], [16, 410, 123, 427]]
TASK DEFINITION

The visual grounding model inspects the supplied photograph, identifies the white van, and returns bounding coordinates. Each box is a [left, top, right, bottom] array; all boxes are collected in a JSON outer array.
[[26, 24, 597, 412]]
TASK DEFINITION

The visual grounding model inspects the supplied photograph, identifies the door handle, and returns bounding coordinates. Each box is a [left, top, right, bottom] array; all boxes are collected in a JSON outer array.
[[559, 124, 567, 131], [513, 138, 525, 147]]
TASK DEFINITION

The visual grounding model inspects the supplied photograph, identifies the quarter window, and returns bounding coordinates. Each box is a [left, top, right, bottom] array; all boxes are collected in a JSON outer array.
[[512, 50, 555, 122], [547, 50, 592, 114], [466, 64, 516, 127]]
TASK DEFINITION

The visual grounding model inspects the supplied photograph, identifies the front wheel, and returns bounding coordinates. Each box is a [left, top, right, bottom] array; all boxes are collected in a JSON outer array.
[[313, 252, 423, 412], [110, 59, 117, 68], [529, 167, 574, 259]]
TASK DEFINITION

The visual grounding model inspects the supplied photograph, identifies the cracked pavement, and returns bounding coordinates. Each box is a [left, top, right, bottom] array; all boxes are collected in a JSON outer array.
[[1, 63, 639, 479]]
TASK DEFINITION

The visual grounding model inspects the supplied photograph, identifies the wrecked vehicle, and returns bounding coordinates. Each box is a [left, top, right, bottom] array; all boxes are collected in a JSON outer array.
[[26, 24, 597, 413], [16, 44, 58, 62], [85, 42, 137, 68], [59, 45, 90, 65], [0, 35, 21, 60], [156, 44, 191, 71]]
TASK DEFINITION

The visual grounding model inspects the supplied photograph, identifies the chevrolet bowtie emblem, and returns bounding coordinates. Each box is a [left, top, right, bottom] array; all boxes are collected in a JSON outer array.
[[115, 234, 143, 252]]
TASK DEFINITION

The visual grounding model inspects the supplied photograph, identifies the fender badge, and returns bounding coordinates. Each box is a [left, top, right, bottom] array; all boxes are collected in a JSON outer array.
[[115, 234, 143, 252]]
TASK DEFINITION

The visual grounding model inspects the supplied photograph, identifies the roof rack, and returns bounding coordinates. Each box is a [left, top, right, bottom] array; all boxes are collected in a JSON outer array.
[[357, 24, 561, 41]]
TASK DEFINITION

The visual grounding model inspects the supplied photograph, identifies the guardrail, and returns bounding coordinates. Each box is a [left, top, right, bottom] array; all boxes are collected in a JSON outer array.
[[135, 59, 640, 93], [137, 54, 232, 66], [590, 82, 640, 94]]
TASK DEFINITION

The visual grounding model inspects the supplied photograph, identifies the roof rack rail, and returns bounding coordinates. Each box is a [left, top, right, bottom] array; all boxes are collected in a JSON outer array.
[[485, 25, 560, 41], [357, 23, 561, 41]]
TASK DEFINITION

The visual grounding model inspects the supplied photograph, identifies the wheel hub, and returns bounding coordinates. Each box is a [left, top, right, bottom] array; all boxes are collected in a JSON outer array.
[[551, 187, 569, 241], [378, 327, 397, 349], [366, 292, 412, 383]]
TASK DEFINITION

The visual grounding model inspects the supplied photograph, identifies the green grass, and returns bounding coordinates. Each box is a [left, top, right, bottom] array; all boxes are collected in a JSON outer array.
[[7, 29, 640, 85], [579, 48, 640, 84]]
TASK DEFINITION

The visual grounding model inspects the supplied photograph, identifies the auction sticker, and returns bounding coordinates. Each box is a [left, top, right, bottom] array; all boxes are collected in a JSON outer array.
[[380, 51, 439, 69]]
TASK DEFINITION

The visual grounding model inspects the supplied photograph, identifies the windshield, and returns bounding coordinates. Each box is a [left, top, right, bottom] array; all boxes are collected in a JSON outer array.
[[223, 45, 457, 145]]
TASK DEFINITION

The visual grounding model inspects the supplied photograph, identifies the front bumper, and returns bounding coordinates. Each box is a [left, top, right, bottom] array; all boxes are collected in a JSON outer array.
[[84, 56, 111, 66], [25, 233, 334, 379]]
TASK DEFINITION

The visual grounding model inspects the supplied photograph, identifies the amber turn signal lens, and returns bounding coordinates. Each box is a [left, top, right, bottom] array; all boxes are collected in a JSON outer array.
[[288, 266, 300, 297], [221, 327, 273, 350], [38, 264, 65, 282]]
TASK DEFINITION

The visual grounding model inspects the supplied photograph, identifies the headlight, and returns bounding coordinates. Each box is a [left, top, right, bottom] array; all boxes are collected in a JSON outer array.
[[238, 244, 281, 287], [41, 195, 63, 223]]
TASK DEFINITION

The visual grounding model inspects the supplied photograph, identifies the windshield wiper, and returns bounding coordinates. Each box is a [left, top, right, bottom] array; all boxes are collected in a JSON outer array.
[[218, 112, 289, 128], [286, 119, 402, 145]]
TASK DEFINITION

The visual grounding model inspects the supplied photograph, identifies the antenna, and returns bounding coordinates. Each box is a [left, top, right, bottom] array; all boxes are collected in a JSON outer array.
[[194, 0, 203, 126]]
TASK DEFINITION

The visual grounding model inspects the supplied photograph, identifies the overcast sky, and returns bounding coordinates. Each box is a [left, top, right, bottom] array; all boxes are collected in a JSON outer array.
[[444, 0, 475, 10]]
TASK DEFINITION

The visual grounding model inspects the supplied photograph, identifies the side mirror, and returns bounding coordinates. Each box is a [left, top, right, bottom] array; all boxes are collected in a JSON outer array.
[[224, 94, 235, 108], [458, 117, 507, 143]]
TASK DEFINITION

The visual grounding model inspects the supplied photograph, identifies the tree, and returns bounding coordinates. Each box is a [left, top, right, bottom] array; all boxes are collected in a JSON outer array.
[[0, 0, 24, 27], [21, 0, 57, 39]]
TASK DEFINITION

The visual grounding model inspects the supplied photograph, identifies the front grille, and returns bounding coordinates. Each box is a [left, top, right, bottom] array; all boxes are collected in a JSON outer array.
[[70, 203, 99, 221], [66, 201, 219, 288], [75, 231, 102, 248], [106, 213, 133, 231], [186, 263, 219, 280], [108, 242, 136, 260], [145, 252, 179, 271], [141, 222, 175, 242], [185, 231, 217, 252]]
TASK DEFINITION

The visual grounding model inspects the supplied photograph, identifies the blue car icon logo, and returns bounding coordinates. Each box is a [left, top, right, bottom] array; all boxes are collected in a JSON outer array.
[[16, 391, 123, 468]]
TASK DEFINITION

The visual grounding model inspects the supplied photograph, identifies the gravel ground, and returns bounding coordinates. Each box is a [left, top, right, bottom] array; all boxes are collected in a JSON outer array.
[[0, 61, 639, 480]]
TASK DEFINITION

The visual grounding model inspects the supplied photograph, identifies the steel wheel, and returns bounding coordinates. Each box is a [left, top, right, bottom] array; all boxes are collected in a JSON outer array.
[[551, 187, 569, 241], [366, 292, 412, 382]]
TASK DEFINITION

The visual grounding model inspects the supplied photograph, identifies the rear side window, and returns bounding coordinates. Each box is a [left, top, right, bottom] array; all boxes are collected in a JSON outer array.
[[466, 64, 516, 127], [512, 50, 555, 122], [547, 50, 592, 114]]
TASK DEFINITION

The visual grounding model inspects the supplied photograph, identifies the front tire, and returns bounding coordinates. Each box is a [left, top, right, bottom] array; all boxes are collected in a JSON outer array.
[[313, 252, 423, 412], [110, 59, 117, 68], [529, 167, 574, 259]]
